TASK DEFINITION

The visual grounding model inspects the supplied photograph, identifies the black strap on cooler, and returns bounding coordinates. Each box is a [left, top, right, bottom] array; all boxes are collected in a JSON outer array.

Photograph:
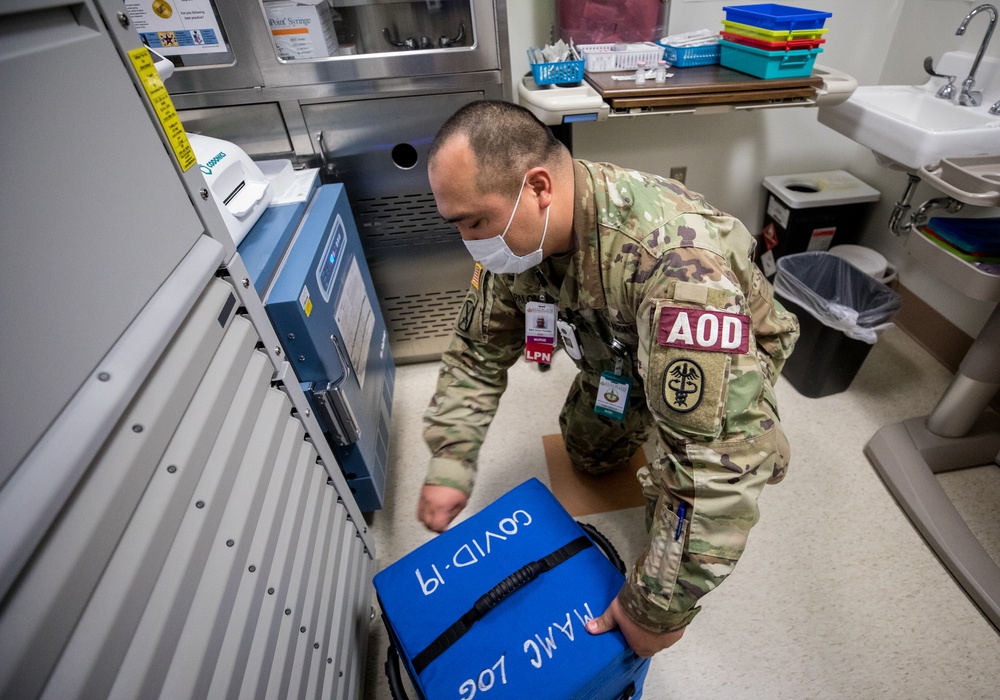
[[411, 534, 594, 674]]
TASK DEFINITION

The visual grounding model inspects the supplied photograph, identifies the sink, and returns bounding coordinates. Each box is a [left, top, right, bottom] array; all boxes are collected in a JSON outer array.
[[817, 51, 1000, 170]]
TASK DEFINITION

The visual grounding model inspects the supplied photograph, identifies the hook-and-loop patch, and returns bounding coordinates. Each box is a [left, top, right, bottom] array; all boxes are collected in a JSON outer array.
[[648, 299, 750, 438]]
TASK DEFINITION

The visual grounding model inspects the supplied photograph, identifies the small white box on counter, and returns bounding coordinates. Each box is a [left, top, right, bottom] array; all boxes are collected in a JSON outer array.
[[264, 0, 339, 60]]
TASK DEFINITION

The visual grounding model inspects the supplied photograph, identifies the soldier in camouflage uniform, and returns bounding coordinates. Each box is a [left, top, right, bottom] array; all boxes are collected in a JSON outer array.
[[420, 101, 799, 656]]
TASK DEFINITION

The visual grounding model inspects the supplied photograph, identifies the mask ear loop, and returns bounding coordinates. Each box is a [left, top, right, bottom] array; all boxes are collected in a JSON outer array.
[[499, 172, 530, 243], [537, 204, 550, 254]]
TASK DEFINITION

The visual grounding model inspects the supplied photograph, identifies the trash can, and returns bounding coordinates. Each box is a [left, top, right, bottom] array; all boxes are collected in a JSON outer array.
[[757, 171, 880, 277], [774, 252, 901, 398]]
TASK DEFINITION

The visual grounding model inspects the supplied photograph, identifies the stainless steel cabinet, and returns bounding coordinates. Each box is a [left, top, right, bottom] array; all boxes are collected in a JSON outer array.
[[142, 0, 505, 93], [155, 0, 512, 362]]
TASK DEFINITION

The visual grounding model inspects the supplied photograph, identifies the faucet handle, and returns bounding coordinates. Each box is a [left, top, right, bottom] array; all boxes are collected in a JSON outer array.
[[923, 56, 956, 80], [924, 56, 958, 99]]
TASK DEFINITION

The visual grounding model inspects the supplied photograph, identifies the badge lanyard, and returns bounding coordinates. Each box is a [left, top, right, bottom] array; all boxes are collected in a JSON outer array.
[[525, 274, 556, 364], [594, 338, 632, 421]]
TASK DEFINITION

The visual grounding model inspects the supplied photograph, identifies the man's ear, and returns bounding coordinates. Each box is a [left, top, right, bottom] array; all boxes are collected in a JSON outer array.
[[525, 167, 554, 208]]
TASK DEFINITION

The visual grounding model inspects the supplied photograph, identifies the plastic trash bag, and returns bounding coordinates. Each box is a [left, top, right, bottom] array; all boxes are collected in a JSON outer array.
[[773, 252, 901, 344]]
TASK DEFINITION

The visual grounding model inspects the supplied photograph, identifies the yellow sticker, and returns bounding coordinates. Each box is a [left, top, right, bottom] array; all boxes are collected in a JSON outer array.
[[126, 47, 196, 171], [299, 285, 313, 317], [471, 263, 483, 290]]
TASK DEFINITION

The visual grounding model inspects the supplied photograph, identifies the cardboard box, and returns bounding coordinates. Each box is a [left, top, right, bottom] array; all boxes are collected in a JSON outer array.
[[264, 0, 339, 60], [373, 479, 649, 699]]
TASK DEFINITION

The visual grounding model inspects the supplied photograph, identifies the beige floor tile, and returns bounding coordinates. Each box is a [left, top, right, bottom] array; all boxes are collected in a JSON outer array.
[[364, 327, 1000, 699]]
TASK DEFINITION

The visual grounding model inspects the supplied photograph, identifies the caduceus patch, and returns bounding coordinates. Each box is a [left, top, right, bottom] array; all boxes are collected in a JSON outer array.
[[663, 358, 703, 413]]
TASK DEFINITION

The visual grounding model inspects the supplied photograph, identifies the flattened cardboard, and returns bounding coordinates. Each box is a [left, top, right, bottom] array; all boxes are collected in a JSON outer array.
[[543, 434, 648, 516]]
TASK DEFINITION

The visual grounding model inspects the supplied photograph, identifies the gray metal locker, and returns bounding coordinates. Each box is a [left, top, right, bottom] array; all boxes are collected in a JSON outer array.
[[0, 1, 379, 697]]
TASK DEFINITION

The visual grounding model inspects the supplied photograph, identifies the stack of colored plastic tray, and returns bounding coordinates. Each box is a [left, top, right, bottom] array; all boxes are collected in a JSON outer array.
[[719, 4, 831, 78], [922, 217, 1000, 263]]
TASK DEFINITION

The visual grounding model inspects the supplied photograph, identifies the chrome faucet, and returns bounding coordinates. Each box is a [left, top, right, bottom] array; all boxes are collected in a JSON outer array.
[[956, 3, 998, 107]]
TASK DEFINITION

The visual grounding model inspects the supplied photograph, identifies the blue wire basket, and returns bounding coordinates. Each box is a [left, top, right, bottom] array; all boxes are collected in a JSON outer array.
[[659, 42, 721, 67], [528, 50, 585, 85]]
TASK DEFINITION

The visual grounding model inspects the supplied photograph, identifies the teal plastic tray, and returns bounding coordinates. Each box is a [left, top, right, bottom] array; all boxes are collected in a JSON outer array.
[[719, 38, 821, 79]]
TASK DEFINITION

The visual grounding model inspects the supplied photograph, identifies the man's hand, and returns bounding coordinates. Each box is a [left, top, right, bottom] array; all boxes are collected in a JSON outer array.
[[417, 484, 468, 532], [586, 596, 685, 657]]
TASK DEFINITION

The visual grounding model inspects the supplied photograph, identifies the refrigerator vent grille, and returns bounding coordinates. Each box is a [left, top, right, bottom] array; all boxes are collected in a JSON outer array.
[[381, 289, 466, 342], [354, 194, 458, 248]]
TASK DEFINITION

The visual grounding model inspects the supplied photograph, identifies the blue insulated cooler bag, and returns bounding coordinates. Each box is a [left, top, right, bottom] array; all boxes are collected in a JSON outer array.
[[373, 479, 650, 700]]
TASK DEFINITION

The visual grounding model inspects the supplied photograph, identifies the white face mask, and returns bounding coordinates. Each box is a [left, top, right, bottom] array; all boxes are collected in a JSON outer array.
[[463, 172, 550, 275]]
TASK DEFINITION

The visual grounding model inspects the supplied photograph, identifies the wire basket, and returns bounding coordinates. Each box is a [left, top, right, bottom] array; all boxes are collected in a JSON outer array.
[[529, 58, 585, 85], [578, 42, 665, 72], [659, 42, 720, 67]]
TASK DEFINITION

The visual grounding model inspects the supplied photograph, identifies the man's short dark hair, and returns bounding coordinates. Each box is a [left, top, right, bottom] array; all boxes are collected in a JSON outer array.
[[429, 100, 566, 197]]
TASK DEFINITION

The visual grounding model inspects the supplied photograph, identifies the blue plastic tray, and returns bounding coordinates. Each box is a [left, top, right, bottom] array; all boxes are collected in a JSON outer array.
[[719, 38, 822, 79], [722, 4, 831, 31]]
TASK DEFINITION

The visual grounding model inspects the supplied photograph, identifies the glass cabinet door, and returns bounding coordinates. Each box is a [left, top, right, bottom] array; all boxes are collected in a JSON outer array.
[[139, 0, 504, 94], [263, 0, 473, 59], [247, 0, 502, 87]]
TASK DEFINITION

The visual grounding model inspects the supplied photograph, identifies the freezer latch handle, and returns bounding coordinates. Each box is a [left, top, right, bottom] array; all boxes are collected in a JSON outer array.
[[312, 381, 361, 446]]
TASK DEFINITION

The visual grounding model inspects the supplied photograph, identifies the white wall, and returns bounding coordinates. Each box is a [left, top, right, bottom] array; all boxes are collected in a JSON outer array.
[[848, 0, 1000, 337], [506, 0, 999, 338]]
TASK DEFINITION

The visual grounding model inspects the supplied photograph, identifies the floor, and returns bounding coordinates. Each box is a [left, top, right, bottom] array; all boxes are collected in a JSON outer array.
[[362, 326, 1000, 699]]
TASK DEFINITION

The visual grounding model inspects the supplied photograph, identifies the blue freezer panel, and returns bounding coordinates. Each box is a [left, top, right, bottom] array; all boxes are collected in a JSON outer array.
[[238, 201, 310, 296], [265, 184, 394, 510]]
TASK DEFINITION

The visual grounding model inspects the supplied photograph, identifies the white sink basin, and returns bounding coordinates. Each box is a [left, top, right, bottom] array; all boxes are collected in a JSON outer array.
[[817, 51, 1000, 170]]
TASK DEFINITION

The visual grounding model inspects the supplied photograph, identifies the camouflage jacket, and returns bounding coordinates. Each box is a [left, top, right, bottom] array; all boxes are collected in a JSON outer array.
[[424, 160, 799, 632]]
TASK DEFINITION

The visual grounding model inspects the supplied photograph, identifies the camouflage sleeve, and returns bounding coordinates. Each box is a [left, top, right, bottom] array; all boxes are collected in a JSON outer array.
[[423, 265, 525, 495], [619, 214, 793, 634], [747, 264, 799, 383]]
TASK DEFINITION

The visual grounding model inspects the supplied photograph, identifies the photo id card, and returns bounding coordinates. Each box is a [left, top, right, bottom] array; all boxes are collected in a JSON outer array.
[[525, 301, 556, 364], [594, 371, 632, 421]]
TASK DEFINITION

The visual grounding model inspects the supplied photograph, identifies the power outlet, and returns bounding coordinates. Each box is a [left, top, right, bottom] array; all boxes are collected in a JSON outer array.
[[669, 166, 687, 184]]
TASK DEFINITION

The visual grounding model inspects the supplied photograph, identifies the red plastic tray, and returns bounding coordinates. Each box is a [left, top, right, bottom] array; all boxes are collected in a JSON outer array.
[[720, 30, 824, 51]]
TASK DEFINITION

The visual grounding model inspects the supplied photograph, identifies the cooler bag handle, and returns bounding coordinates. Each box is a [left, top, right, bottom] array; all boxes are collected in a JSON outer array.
[[384, 521, 628, 699], [578, 521, 626, 576]]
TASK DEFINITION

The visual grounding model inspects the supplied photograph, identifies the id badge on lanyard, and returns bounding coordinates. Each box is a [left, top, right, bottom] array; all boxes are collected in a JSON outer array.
[[594, 339, 632, 421], [525, 301, 556, 364]]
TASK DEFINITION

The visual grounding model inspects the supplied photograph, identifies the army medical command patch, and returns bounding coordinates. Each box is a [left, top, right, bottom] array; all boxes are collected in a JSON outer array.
[[662, 358, 703, 413]]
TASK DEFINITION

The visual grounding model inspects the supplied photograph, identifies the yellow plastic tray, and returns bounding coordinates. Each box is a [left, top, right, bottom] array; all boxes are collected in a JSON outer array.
[[721, 20, 828, 42]]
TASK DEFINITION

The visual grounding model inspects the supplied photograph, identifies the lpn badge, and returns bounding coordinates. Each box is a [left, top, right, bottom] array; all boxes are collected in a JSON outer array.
[[663, 358, 703, 413]]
